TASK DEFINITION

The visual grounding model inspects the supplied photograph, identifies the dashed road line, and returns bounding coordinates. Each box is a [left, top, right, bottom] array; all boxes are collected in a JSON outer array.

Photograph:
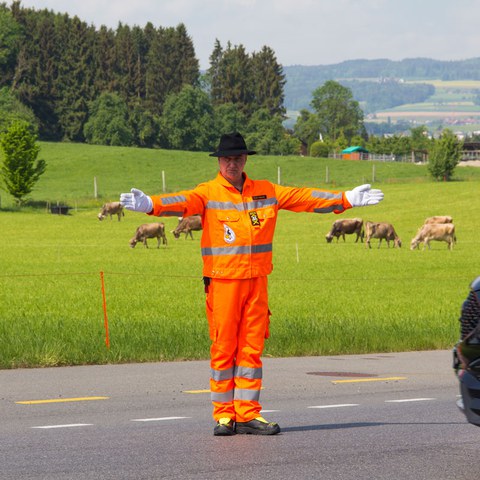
[[331, 377, 407, 384], [385, 398, 435, 403], [308, 404, 360, 409], [17, 397, 109, 405], [32, 423, 93, 429], [131, 416, 190, 422]]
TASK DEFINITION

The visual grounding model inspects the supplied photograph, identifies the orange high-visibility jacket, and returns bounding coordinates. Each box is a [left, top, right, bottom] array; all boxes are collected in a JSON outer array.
[[150, 173, 352, 279]]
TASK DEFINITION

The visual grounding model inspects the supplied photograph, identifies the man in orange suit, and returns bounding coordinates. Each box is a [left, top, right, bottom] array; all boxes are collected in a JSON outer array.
[[120, 132, 384, 436]]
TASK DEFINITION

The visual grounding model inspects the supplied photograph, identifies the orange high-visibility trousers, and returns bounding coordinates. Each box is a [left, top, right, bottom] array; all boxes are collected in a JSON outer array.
[[206, 276, 270, 423]]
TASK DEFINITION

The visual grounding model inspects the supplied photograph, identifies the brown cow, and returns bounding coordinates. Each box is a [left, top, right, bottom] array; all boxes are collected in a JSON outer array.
[[410, 223, 456, 251], [172, 215, 202, 240], [98, 202, 124, 221], [130, 223, 168, 248], [365, 221, 402, 249], [325, 218, 364, 243], [424, 215, 453, 224]]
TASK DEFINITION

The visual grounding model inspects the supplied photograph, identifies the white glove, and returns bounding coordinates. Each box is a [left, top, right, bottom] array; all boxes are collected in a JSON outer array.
[[345, 184, 384, 207], [119, 188, 153, 213]]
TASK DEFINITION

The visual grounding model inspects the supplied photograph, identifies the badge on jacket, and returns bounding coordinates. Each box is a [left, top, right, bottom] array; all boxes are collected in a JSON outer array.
[[224, 224, 236, 243], [249, 211, 261, 226]]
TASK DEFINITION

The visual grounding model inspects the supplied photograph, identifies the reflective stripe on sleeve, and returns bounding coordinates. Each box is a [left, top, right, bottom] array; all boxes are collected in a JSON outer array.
[[160, 195, 187, 205], [311, 191, 343, 200], [160, 210, 186, 216], [234, 365, 263, 380], [211, 390, 234, 403], [314, 205, 345, 214], [201, 244, 272, 256], [234, 388, 261, 401], [211, 367, 234, 382]]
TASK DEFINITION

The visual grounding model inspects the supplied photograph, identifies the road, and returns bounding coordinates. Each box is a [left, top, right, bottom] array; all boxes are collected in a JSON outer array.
[[1, 350, 478, 480]]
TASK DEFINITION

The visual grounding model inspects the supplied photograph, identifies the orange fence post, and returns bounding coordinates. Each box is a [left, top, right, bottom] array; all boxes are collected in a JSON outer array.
[[100, 271, 110, 349]]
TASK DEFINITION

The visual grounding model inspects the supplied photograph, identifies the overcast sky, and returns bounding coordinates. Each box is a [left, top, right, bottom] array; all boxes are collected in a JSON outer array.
[[18, 0, 480, 70]]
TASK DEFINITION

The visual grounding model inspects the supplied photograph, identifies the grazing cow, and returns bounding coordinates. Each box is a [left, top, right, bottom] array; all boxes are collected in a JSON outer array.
[[365, 221, 402, 249], [424, 215, 453, 225], [98, 202, 124, 221], [410, 223, 456, 251], [325, 218, 364, 243], [130, 223, 168, 248], [172, 215, 202, 240]]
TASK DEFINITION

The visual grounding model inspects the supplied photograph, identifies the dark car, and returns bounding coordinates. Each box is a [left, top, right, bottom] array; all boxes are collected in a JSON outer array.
[[453, 276, 480, 426]]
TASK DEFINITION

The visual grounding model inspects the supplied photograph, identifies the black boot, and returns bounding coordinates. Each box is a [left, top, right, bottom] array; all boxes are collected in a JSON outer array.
[[213, 418, 236, 436], [235, 417, 281, 435]]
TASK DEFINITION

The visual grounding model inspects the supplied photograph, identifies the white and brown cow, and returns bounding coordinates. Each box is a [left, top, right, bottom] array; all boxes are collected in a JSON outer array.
[[98, 202, 124, 221], [424, 215, 453, 225], [130, 223, 168, 248], [172, 215, 202, 240], [325, 218, 364, 243], [365, 221, 402, 249], [410, 223, 456, 251]]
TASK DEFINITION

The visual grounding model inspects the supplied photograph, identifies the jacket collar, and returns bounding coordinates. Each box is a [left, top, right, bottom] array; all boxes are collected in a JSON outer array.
[[215, 172, 252, 192]]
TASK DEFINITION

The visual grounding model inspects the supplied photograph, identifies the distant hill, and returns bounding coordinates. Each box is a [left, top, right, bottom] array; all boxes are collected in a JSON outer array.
[[284, 57, 480, 112]]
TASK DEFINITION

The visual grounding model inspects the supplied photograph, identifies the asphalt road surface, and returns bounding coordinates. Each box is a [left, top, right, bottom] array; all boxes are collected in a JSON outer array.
[[1, 350, 478, 480]]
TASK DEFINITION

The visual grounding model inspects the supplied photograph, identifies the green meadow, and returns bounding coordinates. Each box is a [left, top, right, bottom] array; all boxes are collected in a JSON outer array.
[[1, 142, 480, 369]]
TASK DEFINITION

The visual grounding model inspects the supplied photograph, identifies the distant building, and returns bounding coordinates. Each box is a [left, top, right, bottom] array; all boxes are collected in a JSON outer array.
[[342, 146, 369, 160]]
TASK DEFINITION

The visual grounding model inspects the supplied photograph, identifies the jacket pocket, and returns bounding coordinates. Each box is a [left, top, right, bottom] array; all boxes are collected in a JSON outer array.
[[258, 208, 276, 220], [216, 212, 240, 222]]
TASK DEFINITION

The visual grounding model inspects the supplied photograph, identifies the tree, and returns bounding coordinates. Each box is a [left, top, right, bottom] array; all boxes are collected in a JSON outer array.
[[245, 108, 299, 155], [293, 109, 321, 151], [0, 6, 22, 87], [160, 85, 215, 151], [83, 92, 134, 146], [212, 103, 246, 139], [310, 80, 365, 142], [427, 129, 463, 181], [250, 46, 286, 117], [0, 87, 37, 134], [0, 120, 46, 205]]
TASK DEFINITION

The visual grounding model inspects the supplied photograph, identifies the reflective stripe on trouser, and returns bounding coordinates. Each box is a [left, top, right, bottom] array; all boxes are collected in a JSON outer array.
[[206, 276, 270, 423]]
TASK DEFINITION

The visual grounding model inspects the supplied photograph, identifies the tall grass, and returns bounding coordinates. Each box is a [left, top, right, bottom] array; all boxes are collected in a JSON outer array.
[[1, 142, 479, 368]]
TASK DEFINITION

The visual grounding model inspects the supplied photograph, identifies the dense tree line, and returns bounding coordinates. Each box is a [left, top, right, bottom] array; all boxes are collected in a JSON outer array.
[[0, 2, 288, 153]]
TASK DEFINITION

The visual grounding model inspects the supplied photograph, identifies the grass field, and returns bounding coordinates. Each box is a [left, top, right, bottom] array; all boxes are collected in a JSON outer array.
[[1, 142, 479, 368]]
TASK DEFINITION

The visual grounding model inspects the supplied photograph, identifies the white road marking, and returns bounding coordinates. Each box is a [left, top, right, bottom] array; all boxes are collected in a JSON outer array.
[[32, 423, 93, 429], [385, 398, 435, 403], [131, 416, 190, 422], [308, 404, 360, 409]]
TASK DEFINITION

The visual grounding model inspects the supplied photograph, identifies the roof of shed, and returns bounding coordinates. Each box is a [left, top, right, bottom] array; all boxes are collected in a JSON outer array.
[[342, 146, 369, 153]]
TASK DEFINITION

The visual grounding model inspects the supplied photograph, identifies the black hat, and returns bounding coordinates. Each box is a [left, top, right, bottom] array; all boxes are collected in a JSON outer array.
[[209, 132, 256, 157]]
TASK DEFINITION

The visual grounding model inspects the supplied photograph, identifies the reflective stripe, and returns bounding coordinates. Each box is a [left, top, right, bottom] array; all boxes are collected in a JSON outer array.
[[234, 365, 263, 380], [244, 198, 278, 210], [202, 244, 272, 256], [311, 191, 343, 200], [206, 198, 278, 211], [206, 200, 243, 211], [234, 388, 261, 401], [160, 195, 187, 205], [211, 367, 234, 382], [160, 210, 185, 216], [314, 205, 345, 214], [211, 390, 234, 403]]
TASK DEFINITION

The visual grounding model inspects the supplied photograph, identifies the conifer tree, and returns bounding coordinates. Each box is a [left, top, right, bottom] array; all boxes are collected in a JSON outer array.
[[251, 46, 286, 117]]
